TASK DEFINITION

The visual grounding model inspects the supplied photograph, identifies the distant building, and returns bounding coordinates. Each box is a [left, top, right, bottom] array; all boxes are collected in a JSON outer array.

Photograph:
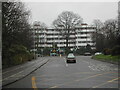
[[31, 24, 96, 52], [75, 25, 96, 49]]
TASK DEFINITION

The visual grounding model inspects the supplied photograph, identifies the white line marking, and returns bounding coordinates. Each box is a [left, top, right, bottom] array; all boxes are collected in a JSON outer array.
[[66, 63, 68, 67], [63, 58, 68, 67]]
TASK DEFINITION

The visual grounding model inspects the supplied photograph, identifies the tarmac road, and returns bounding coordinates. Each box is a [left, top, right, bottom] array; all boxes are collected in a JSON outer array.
[[3, 56, 119, 89]]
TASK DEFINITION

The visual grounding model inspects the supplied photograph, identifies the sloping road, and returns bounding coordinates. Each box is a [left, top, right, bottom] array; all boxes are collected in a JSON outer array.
[[3, 56, 119, 89]]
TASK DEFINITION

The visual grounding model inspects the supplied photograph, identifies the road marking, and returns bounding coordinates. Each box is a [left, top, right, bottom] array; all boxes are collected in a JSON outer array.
[[48, 72, 113, 88], [92, 77, 120, 88], [65, 61, 68, 67], [63, 58, 68, 67], [34, 72, 93, 78], [108, 77, 120, 82], [32, 76, 38, 90], [92, 82, 109, 88], [50, 86, 58, 88], [88, 65, 101, 71], [66, 64, 68, 67]]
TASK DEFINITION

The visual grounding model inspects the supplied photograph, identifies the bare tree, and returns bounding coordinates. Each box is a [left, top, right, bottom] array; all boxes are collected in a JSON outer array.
[[2, 1, 32, 66], [33, 21, 48, 54], [2, 1, 32, 49], [52, 11, 83, 53], [92, 19, 104, 51], [92, 18, 118, 52], [92, 19, 103, 33], [118, 2, 120, 45], [33, 21, 47, 29], [102, 19, 118, 48]]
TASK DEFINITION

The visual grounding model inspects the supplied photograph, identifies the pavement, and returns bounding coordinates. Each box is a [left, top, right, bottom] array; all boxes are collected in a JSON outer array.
[[1, 57, 49, 88]]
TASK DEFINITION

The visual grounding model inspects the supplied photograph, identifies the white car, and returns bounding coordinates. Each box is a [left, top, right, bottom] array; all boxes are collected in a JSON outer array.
[[95, 52, 102, 55], [66, 53, 76, 63]]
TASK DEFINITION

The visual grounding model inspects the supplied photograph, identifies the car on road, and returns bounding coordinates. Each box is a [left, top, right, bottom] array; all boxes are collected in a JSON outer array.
[[66, 53, 76, 63], [50, 53, 57, 56], [84, 52, 91, 56], [95, 52, 102, 55]]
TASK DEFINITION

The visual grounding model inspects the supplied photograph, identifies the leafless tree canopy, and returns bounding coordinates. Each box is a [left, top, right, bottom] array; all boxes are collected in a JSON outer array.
[[103, 19, 118, 37], [91, 18, 118, 51], [52, 11, 83, 52], [92, 19, 103, 33], [33, 21, 47, 29], [53, 11, 83, 29]]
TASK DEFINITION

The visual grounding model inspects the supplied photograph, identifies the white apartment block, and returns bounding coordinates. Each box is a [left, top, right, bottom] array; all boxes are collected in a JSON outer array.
[[32, 24, 96, 50], [75, 25, 96, 49]]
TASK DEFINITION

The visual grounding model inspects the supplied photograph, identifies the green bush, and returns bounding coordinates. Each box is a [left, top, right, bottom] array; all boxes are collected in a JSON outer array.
[[3, 44, 34, 67], [111, 45, 120, 56], [12, 52, 34, 65], [12, 54, 23, 65]]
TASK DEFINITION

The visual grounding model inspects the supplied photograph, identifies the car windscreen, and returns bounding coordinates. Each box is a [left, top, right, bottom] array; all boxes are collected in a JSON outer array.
[[67, 54, 75, 58]]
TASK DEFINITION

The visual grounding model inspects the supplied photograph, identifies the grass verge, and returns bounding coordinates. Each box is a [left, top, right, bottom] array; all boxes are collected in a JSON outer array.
[[92, 54, 120, 64]]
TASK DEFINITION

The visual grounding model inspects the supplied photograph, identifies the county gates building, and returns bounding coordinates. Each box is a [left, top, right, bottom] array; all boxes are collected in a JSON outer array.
[[31, 24, 96, 53]]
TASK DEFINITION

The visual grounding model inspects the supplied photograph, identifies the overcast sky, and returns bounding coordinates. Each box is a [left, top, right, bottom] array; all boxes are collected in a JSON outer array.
[[25, 2, 118, 27]]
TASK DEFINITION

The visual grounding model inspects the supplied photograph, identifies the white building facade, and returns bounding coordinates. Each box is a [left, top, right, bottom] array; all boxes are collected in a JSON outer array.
[[32, 25, 96, 51], [75, 25, 96, 49]]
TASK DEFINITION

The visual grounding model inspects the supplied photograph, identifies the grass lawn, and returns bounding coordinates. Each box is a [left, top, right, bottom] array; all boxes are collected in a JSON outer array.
[[92, 54, 120, 64]]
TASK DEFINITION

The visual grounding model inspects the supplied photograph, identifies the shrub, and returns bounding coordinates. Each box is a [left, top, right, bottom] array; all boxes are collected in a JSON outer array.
[[3, 44, 33, 67], [103, 48, 112, 55], [111, 45, 120, 56]]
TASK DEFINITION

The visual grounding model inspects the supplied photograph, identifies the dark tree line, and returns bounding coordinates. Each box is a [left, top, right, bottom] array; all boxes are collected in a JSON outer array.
[[118, 2, 120, 46], [92, 18, 119, 55], [2, 1, 33, 67]]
